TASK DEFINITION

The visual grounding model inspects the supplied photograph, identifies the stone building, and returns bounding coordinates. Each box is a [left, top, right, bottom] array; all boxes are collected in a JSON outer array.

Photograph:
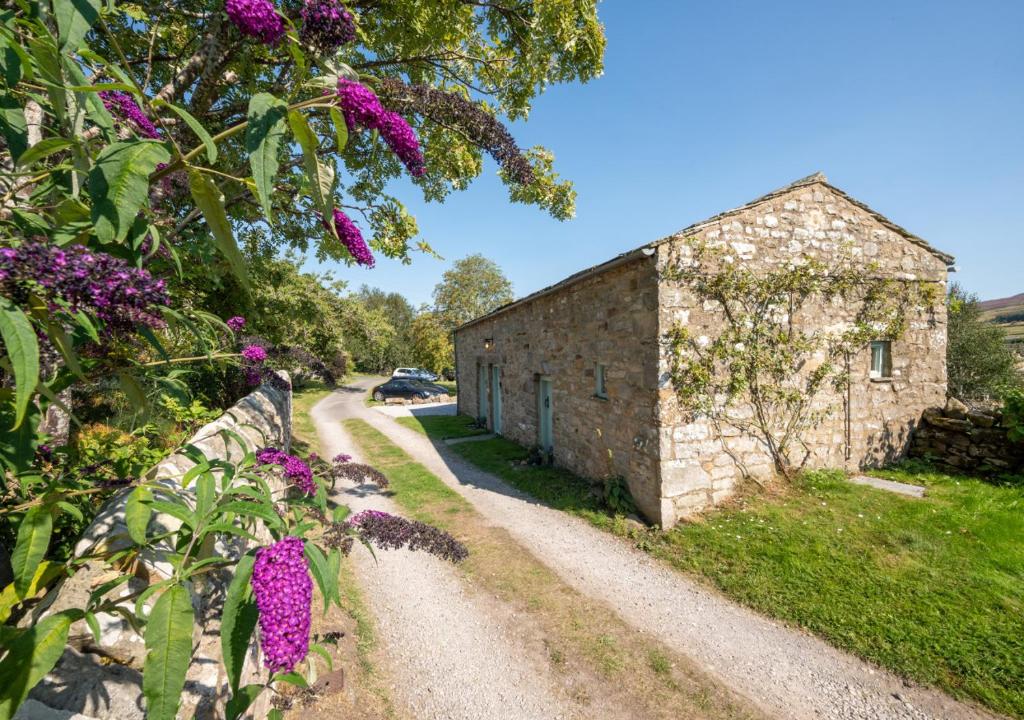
[[454, 174, 953, 527]]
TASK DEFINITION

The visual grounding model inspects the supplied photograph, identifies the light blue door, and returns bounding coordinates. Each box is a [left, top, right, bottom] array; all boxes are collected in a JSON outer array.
[[477, 365, 487, 421], [537, 378, 552, 452], [491, 365, 502, 434]]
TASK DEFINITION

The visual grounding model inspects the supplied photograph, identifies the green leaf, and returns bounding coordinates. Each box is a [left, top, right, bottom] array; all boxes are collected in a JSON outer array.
[[303, 543, 332, 613], [52, 0, 100, 51], [219, 500, 280, 526], [329, 107, 348, 152], [10, 505, 51, 596], [125, 485, 153, 545], [0, 560, 61, 624], [88, 140, 170, 244], [221, 553, 258, 692], [14, 137, 74, 168], [226, 684, 264, 720], [287, 109, 333, 219], [0, 95, 27, 166], [155, 100, 217, 163], [187, 170, 250, 290], [246, 93, 288, 224], [0, 297, 39, 429], [143, 584, 194, 720], [0, 610, 77, 720], [84, 612, 101, 643]]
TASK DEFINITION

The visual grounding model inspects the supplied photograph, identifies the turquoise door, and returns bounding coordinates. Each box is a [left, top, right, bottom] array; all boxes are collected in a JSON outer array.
[[477, 365, 487, 421], [491, 365, 502, 434], [537, 378, 552, 452]]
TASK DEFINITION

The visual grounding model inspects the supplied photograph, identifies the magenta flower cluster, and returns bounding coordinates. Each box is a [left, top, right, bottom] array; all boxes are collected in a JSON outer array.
[[251, 537, 313, 673], [0, 241, 169, 334], [257, 447, 316, 495], [241, 344, 267, 363], [300, 0, 355, 52], [326, 209, 374, 267], [335, 78, 425, 177], [225, 0, 285, 45], [99, 91, 160, 140], [227, 316, 246, 331]]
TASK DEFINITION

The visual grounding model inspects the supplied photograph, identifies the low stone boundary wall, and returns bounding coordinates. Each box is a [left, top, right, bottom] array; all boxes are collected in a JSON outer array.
[[908, 398, 1024, 474], [383, 393, 453, 406], [18, 375, 292, 720]]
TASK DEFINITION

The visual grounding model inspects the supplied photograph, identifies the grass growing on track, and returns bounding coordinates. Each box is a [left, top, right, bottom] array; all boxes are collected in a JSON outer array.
[[344, 418, 765, 720], [404, 416, 1024, 719]]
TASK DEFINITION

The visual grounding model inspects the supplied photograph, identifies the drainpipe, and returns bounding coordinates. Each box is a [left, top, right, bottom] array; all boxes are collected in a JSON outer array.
[[453, 330, 460, 416]]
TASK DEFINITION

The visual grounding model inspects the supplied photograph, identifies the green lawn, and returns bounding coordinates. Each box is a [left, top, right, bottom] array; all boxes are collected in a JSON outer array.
[[395, 413, 486, 440], [406, 418, 1024, 718]]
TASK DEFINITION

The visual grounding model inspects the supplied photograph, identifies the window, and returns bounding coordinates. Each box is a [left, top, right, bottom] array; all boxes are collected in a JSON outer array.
[[869, 341, 892, 380], [595, 363, 608, 398]]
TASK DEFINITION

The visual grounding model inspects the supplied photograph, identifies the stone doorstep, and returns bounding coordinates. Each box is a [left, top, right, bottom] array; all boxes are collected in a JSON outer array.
[[848, 474, 926, 498]]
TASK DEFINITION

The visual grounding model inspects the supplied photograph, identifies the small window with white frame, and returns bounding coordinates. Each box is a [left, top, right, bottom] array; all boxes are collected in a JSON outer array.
[[595, 363, 608, 399], [869, 340, 892, 380]]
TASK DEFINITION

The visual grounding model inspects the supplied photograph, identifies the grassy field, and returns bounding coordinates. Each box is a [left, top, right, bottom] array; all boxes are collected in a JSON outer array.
[[400, 415, 1024, 718], [394, 414, 485, 440], [979, 294, 1024, 346], [343, 419, 765, 720]]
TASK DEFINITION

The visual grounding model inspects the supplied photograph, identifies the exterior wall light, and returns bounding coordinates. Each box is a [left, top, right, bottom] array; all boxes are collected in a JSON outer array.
[[483, 338, 494, 350]]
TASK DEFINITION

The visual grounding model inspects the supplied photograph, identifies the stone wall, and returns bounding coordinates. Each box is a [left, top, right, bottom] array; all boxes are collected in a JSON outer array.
[[18, 376, 292, 720], [455, 258, 665, 521], [655, 179, 949, 525], [909, 398, 1024, 473]]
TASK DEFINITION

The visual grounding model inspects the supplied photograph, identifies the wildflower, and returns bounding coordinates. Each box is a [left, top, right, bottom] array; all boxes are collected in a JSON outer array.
[[242, 344, 268, 363], [328, 461, 388, 488], [347, 509, 468, 562], [251, 537, 313, 673], [326, 209, 375, 267], [227, 316, 246, 331], [299, 0, 355, 52], [256, 447, 315, 494], [335, 78, 425, 177], [225, 0, 286, 45], [332, 453, 352, 464], [0, 240, 168, 335], [99, 91, 160, 139]]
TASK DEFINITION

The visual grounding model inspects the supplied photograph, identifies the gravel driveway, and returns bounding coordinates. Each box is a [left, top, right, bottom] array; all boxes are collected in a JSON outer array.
[[311, 387, 580, 720], [319, 378, 1003, 720]]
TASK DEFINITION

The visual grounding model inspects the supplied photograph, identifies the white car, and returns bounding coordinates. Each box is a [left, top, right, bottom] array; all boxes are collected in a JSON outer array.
[[392, 367, 439, 382]]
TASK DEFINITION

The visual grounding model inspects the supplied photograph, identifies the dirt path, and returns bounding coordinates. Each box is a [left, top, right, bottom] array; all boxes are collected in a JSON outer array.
[[310, 386, 578, 720], [318, 378, 1001, 720]]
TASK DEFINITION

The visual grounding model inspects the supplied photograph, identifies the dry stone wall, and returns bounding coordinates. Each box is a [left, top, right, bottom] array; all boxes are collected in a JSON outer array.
[[18, 376, 291, 720], [455, 259, 664, 520], [655, 180, 949, 525], [909, 398, 1024, 473]]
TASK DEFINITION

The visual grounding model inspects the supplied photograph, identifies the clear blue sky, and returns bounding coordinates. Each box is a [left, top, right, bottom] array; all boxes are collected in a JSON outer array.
[[311, 0, 1024, 307]]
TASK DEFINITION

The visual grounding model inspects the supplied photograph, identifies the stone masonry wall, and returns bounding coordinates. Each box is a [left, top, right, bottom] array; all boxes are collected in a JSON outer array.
[[20, 376, 291, 720], [655, 180, 948, 525], [909, 398, 1024, 473], [455, 258, 664, 521]]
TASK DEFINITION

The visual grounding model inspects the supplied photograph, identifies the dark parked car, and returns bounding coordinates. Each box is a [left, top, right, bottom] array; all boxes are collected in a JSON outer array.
[[371, 378, 444, 402]]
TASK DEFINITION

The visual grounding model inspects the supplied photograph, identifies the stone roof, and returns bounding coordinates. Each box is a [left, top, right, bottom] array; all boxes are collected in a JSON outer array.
[[456, 173, 954, 332]]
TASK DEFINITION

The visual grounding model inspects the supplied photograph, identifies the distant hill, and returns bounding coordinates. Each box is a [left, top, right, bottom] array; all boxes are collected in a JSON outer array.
[[978, 293, 1024, 345]]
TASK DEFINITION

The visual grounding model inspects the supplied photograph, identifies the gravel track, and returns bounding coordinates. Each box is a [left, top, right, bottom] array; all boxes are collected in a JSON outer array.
[[326, 378, 1003, 720], [311, 387, 579, 720]]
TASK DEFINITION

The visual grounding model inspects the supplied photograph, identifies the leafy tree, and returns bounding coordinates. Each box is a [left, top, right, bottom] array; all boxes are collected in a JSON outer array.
[[409, 311, 454, 375], [433, 254, 514, 329], [947, 284, 1021, 401], [353, 285, 415, 368]]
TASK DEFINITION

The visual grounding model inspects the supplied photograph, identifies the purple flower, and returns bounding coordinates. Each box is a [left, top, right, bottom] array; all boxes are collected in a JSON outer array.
[[256, 447, 316, 495], [99, 91, 161, 140], [335, 78, 425, 177], [347, 510, 468, 562], [251, 537, 313, 673], [244, 367, 262, 386], [326, 209, 374, 267], [225, 0, 286, 45], [299, 0, 355, 52], [242, 344, 268, 363], [332, 453, 352, 464], [227, 316, 246, 331], [0, 240, 169, 335]]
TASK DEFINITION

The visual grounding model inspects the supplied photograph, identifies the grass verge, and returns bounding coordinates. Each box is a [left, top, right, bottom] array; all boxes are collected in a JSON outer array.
[[344, 418, 764, 720], [411, 418, 1024, 719], [394, 414, 485, 440]]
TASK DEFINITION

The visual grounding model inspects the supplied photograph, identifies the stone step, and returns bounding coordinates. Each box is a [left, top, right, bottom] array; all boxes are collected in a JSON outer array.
[[848, 474, 926, 498]]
